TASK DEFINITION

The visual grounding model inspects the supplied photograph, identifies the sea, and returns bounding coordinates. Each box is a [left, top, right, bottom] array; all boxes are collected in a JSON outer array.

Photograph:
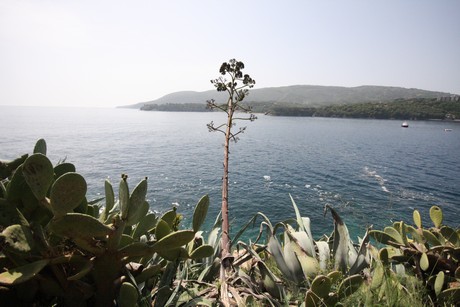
[[1, 106, 459, 240]]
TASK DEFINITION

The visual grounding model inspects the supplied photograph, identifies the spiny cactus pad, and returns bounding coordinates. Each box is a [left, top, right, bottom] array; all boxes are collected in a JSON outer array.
[[22, 154, 54, 200]]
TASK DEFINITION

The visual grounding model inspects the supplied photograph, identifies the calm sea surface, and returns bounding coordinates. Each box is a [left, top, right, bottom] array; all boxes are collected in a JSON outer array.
[[1, 106, 459, 239]]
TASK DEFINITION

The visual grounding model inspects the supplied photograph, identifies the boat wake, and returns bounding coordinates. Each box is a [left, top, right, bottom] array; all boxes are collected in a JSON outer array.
[[363, 167, 390, 193]]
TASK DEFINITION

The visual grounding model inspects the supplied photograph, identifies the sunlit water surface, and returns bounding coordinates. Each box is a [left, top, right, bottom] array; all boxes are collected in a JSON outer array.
[[1, 106, 459, 239]]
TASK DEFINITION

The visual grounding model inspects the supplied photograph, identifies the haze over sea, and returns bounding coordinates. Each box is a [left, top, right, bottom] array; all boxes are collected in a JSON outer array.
[[1, 106, 459, 238]]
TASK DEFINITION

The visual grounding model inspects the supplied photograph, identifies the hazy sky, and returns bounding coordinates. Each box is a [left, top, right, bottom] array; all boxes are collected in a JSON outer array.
[[1, 0, 459, 107]]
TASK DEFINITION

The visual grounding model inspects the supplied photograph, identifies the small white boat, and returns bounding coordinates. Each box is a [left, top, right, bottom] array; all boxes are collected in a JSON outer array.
[[444, 128, 452, 132], [401, 121, 409, 128]]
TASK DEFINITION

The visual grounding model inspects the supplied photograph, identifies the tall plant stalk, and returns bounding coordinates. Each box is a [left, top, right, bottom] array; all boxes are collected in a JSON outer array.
[[207, 59, 256, 304]]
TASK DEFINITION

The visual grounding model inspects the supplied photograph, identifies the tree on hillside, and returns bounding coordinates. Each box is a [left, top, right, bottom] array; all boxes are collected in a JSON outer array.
[[207, 59, 256, 305]]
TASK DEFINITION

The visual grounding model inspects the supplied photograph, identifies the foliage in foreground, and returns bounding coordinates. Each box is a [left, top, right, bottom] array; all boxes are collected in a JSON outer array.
[[1, 139, 459, 306]]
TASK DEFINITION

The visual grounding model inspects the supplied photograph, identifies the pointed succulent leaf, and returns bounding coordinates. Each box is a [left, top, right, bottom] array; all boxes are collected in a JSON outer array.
[[152, 230, 195, 252], [337, 274, 363, 299], [311, 275, 332, 299], [429, 206, 443, 228], [33, 139, 47, 155], [0, 259, 49, 285], [316, 241, 330, 271], [327, 205, 355, 272], [119, 177, 129, 219], [413, 209, 422, 229], [50, 173, 87, 217], [286, 229, 319, 279], [190, 244, 214, 259], [22, 154, 54, 200], [267, 233, 296, 282], [192, 195, 209, 232], [49, 213, 112, 239], [118, 282, 138, 307], [257, 261, 284, 300], [0, 224, 35, 254], [155, 219, 171, 240]]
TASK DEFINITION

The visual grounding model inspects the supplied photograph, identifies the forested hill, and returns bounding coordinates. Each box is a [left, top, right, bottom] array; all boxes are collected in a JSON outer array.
[[122, 85, 453, 109], [265, 97, 460, 120]]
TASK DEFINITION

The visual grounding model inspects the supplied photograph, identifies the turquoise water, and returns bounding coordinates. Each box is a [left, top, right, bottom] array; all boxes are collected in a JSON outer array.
[[1, 106, 459, 239]]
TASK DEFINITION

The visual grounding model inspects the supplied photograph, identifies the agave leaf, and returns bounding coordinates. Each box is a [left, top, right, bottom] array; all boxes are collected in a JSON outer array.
[[289, 194, 315, 256], [192, 195, 209, 232], [349, 227, 371, 275], [267, 233, 295, 282], [316, 241, 330, 271], [0, 259, 49, 285], [286, 227, 319, 279], [257, 261, 284, 300], [326, 205, 356, 273]]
